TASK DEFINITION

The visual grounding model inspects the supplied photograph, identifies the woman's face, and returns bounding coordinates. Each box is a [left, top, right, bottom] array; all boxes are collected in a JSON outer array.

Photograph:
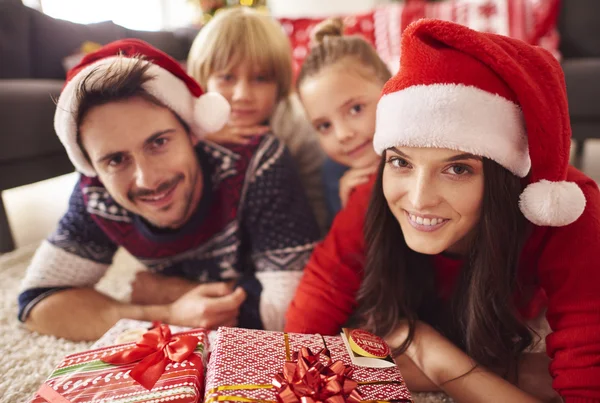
[[382, 146, 485, 256], [299, 64, 382, 169]]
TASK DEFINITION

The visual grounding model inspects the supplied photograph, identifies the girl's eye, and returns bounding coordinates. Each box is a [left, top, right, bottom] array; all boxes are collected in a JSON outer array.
[[255, 74, 270, 82], [316, 122, 332, 134], [349, 104, 363, 115], [387, 156, 410, 169], [447, 164, 472, 175]]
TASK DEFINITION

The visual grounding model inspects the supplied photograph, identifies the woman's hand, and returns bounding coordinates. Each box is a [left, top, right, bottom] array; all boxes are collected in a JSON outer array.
[[385, 320, 476, 387], [339, 165, 377, 208]]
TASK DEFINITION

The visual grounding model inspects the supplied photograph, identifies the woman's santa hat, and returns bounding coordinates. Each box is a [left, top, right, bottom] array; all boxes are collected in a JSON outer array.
[[54, 39, 230, 177], [374, 19, 586, 227]]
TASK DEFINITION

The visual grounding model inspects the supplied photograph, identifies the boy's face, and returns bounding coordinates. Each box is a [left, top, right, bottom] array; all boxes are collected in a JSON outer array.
[[206, 60, 278, 127], [79, 97, 204, 229], [299, 64, 381, 169]]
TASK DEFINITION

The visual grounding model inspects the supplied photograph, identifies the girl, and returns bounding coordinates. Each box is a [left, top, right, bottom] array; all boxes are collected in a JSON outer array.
[[296, 18, 392, 223], [186, 7, 327, 231], [286, 19, 600, 402]]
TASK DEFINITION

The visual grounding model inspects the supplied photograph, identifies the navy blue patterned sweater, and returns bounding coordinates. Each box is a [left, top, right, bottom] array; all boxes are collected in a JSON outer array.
[[18, 135, 321, 330]]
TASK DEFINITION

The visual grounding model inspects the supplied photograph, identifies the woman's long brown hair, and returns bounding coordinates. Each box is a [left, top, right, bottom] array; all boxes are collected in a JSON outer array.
[[356, 153, 532, 375]]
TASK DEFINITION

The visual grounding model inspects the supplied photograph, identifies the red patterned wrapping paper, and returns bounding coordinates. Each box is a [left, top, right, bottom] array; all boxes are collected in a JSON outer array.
[[204, 327, 413, 403], [29, 329, 207, 403]]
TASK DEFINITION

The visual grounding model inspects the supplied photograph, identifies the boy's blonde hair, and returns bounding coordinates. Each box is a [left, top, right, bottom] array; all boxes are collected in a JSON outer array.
[[297, 18, 392, 89], [187, 7, 293, 101]]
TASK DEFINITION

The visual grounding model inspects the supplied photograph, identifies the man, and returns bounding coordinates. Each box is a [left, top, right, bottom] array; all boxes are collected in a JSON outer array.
[[17, 39, 320, 341]]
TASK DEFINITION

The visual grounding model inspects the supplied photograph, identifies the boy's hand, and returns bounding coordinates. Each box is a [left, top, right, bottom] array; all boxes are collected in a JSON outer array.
[[205, 124, 270, 145], [167, 283, 247, 329], [339, 165, 377, 208]]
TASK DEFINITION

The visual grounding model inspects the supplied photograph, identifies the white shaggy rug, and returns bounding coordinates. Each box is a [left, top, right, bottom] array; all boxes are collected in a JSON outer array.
[[0, 245, 452, 403]]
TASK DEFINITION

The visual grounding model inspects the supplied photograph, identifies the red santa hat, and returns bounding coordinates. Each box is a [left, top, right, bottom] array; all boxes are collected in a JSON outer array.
[[373, 19, 586, 227], [54, 39, 230, 177]]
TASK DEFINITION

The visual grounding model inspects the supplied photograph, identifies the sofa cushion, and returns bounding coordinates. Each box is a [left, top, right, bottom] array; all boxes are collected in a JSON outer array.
[[0, 0, 32, 78], [558, 0, 600, 58], [0, 79, 66, 162], [30, 10, 126, 79], [562, 58, 600, 120]]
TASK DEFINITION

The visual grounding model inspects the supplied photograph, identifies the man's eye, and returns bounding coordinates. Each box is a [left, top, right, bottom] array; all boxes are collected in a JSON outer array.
[[154, 137, 168, 147], [108, 155, 124, 167]]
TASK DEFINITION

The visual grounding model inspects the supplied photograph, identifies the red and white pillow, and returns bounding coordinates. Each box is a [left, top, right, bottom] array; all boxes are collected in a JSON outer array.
[[278, 11, 377, 76], [279, 0, 561, 76], [375, 0, 561, 72]]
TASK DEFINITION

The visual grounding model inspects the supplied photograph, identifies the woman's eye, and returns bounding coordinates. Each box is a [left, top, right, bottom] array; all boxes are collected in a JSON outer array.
[[448, 165, 471, 175], [349, 104, 363, 115], [387, 157, 409, 168]]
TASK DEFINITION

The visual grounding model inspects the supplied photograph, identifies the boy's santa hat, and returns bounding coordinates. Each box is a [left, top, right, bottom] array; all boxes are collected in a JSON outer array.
[[374, 19, 586, 227], [54, 39, 230, 177]]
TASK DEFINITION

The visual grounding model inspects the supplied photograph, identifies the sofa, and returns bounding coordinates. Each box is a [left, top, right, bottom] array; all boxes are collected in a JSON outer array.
[[0, 0, 198, 252], [558, 0, 600, 168]]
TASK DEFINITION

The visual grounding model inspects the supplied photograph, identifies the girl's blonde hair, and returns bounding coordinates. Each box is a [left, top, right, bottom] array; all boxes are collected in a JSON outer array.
[[187, 7, 293, 101], [297, 18, 392, 89]]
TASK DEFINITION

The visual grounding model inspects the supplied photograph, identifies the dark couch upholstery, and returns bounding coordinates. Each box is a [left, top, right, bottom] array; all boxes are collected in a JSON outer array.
[[0, 0, 198, 252], [558, 0, 600, 168]]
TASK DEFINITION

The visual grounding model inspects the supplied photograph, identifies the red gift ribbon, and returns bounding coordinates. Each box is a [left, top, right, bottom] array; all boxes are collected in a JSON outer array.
[[272, 345, 362, 403], [101, 323, 203, 390]]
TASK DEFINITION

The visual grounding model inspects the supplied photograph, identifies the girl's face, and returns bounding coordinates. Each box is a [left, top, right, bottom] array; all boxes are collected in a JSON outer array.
[[382, 146, 485, 256], [299, 64, 382, 169], [206, 59, 278, 127]]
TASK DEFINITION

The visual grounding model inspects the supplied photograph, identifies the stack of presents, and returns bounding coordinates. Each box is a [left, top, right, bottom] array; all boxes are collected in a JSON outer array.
[[29, 320, 413, 403]]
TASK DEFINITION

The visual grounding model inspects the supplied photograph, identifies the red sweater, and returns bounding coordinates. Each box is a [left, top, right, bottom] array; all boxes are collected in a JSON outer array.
[[285, 166, 600, 402]]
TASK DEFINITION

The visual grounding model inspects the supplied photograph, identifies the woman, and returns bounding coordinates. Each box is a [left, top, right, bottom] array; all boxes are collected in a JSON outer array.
[[285, 19, 600, 402]]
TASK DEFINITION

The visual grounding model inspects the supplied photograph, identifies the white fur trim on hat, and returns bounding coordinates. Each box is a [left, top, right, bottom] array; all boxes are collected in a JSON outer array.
[[519, 180, 586, 226], [54, 57, 230, 177], [374, 83, 531, 177]]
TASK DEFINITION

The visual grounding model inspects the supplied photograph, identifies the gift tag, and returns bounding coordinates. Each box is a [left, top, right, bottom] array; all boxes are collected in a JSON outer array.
[[340, 328, 396, 368]]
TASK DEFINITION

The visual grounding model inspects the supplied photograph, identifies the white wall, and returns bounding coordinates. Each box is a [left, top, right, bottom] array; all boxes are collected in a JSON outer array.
[[269, 0, 388, 18]]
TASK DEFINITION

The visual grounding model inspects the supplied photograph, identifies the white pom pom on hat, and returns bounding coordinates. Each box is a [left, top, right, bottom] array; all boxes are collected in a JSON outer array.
[[374, 19, 586, 227], [54, 39, 230, 178]]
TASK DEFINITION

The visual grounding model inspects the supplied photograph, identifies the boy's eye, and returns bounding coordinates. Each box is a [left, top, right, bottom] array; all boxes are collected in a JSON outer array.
[[219, 74, 235, 82], [349, 104, 363, 115]]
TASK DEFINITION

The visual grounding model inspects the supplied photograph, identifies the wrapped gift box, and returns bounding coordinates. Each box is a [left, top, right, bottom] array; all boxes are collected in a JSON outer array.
[[205, 327, 413, 402], [30, 326, 208, 403]]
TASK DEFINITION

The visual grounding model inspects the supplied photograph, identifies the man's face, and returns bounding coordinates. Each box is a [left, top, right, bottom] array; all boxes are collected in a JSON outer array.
[[80, 97, 203, 229]]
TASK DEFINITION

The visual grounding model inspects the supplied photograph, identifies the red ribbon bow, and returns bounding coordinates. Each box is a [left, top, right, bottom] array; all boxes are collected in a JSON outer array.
[[101, 324, 203, 390], [273, 346, 362, 403]]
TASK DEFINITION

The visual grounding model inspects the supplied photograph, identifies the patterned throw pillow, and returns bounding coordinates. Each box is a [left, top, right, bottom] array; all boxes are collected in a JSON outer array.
[[279, 0, 561, 75]]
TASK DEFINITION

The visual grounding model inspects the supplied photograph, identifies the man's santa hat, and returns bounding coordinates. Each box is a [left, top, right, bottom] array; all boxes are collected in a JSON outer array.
[[374, 19, 586, 227], [54, 39, 230, 177]]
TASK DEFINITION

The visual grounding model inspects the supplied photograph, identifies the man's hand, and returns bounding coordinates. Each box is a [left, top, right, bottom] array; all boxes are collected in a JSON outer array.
[[339, 165, 377, 208], [168, 282, 247, 329], [205, 124, 270, 146], [131, 271, 197, 305]]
